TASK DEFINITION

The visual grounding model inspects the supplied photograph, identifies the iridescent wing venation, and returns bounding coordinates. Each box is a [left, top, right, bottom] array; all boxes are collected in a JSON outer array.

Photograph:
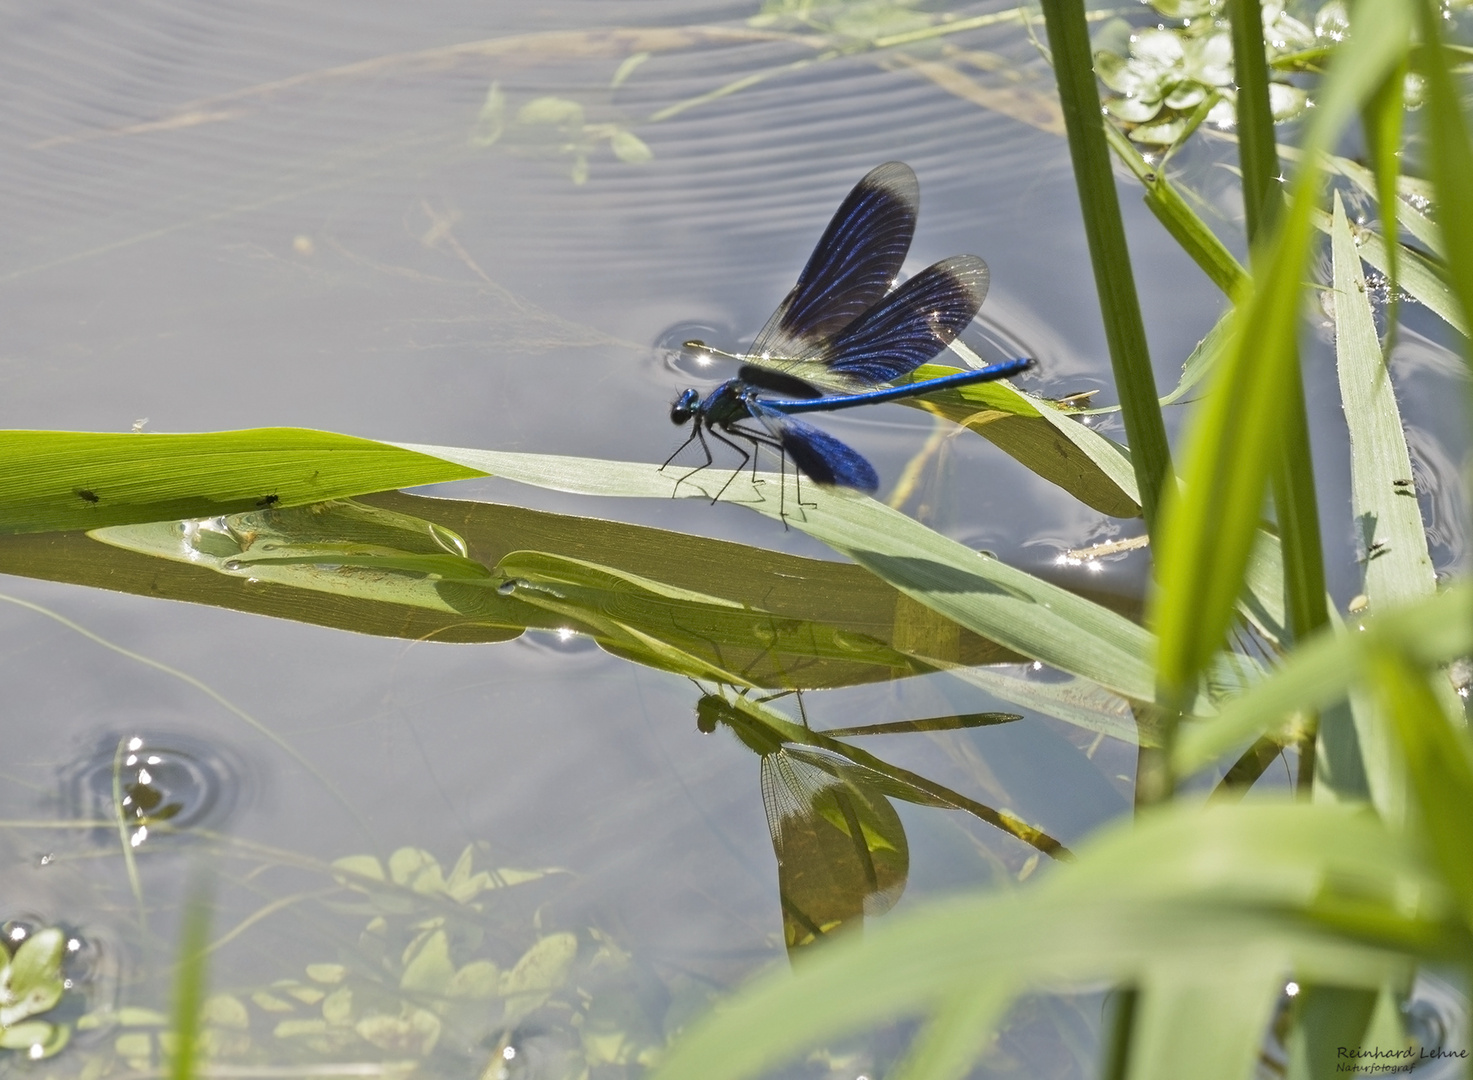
[[823, 254, 990, 385], [746, 161, 919, 372], [759, 750, 841, 857]]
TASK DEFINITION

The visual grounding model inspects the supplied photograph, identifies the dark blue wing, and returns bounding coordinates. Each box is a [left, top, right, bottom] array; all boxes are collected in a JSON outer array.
[[746, 162, 918, 368], [749, 401, 878, 492], [822, 255, 989, 385]]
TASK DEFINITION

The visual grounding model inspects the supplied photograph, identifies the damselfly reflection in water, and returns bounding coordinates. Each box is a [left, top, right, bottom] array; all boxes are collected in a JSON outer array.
[[693, 687, 1065, 954], [664, 162, 1032, 516]]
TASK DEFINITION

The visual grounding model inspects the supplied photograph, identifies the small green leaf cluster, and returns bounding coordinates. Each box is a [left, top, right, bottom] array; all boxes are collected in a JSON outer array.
[[1094, 0, 1319, 144], [0, 928, 72, 1061], [67, 845, 695, 1077]]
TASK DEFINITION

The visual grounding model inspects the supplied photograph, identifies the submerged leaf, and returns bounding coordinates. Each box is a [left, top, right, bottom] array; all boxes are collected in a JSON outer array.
[[502, 933, 578, 996], [610, 129, 653, 163], [517, 96, 585, 127], [400, 931, 455, 996], [354, 1007, 441, 1055], [0, 928, 66, 1028]]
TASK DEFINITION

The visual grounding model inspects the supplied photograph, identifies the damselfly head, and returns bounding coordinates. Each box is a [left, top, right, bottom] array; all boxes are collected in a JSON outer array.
[[670, 388, 701, 425]]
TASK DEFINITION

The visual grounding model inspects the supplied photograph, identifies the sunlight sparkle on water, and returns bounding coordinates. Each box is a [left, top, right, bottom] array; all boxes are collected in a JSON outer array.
[[1286, 981, 1300, 996], [130, 826, 148, 847], [556, 627, 576, 642]]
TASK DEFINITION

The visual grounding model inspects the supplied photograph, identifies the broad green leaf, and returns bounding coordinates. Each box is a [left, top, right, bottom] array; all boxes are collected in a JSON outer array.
[[651, 803, 1448, 1080], [388, 847, 443, 891], [1129, 956, 1284, 1080], [398, 446, 1170, 706], [610, 128, 653, 163], [0, 428, 481, 535], [1372, 648, 1473, 930], [60, 492, 1023, 687], [907, 348, 1141, 517], [497, 550, 929, 687], [500, 934, 578, 1026], [447, 961, 500, 1000]]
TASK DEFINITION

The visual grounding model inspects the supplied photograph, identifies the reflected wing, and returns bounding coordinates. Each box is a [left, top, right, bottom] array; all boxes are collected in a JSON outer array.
[[749, 401, 879, 491], [746, 162, 918, 372], [822, 255, 989, 385], [759, 749, 910, 952]]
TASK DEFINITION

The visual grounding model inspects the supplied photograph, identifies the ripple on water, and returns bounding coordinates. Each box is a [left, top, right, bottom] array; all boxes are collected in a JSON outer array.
[[62, 731, 248, 848]]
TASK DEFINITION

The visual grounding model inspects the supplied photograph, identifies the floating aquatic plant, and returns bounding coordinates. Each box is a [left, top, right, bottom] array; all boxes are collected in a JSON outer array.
[[1094, 0, 1319, 145], [0, 927, 73, 1061]]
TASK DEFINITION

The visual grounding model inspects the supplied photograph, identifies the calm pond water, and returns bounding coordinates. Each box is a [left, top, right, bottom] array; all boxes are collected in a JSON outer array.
[[0, 0, 1468, 1076]]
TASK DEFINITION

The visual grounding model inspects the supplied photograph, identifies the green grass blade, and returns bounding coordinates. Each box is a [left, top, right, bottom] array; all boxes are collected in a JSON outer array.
[[1330, 193, 1437, 607], [650, 803, 1445, 1080], [1152, 0, 1412, 710], [1173, 582, 1472, 776], [1152, 187, 1314, 706], [1160, 306, 1236, 406], [1130, 958, 1284, 1080], [77, 492, 1019, 686], [888, 988, 1015, 1080], [1103, 125, 1250, 297], [1322, 152, 1439, 258], [0, 428, 482, 534], [1038, 0, 1173, 537], [922, 344, 1141, 515], [1358, 69, 1408, 344], [1415, 0, 1473, 348], [1310, 211, 1469, 335], [169, 879, 212, 1080], [1228, 0, 1329, 658], [1270, 394, 1329, 647], [1227, 0, 1282, 239], [406, 445, 1166, 704], [1371, 646, 1473, 930]]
